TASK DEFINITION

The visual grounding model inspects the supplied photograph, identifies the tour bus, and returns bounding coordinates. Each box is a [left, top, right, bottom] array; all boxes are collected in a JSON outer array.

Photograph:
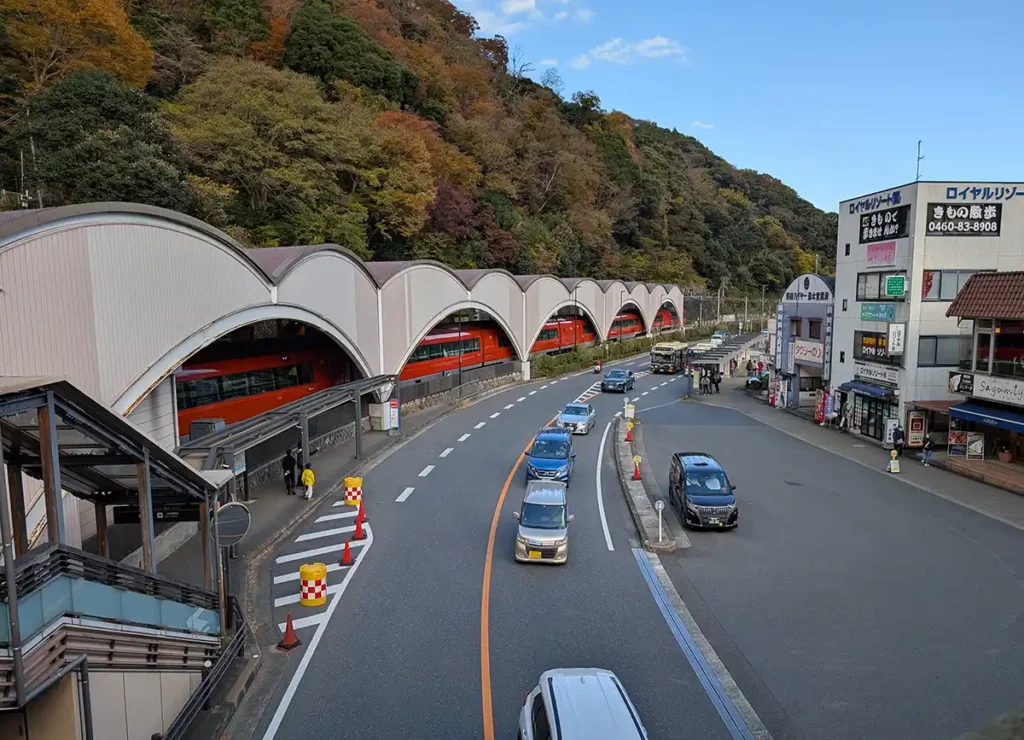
[[650, 341, 687, 374]]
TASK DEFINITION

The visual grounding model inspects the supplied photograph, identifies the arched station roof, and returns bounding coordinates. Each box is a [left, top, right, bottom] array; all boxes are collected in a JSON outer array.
[[0, 203, 683, 412]]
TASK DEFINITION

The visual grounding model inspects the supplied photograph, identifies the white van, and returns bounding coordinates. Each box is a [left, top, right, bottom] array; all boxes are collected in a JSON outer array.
[[518, 668, 647, 740]]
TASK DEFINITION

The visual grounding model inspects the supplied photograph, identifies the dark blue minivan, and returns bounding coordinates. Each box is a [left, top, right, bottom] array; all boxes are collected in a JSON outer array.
[[668, 452, 738, 529], [525, 427, 576, 485]]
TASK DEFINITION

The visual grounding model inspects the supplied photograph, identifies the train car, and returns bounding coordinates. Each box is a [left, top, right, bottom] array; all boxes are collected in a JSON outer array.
[[652, 309, 679, 333], [399, 324, 516, 381], [176, 350, 345, 433], [608, 311, 644, 340], [530, 317, 598, 355]]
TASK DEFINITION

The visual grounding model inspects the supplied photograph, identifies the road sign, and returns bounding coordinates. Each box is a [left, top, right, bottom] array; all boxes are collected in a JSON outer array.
[[217, 501, 251, 547], [624, 403, 635, 419], [654, 500, 665, 543], [654, 500, 664, 512], [885, 275, 906, 297], [633, 455, 641, 465]]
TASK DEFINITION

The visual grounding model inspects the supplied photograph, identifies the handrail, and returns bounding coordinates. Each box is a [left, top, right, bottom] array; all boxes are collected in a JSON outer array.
[[1, 544, 219, 612], [159, 596, 247, 740]]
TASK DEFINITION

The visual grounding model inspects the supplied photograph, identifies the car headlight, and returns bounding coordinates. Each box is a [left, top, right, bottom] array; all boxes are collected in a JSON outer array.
[[557, 464, 569, 474], [516, 535, 529, 546], [685, 501, 699, 513], [551, 537, 568, 547]]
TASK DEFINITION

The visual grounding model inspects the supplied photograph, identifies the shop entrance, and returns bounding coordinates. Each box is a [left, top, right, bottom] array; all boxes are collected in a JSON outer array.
[[854, 393, 897, 442]]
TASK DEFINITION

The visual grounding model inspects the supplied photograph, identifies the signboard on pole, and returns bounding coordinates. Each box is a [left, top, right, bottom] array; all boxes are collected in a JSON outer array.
[[389, 398, 401, 436]]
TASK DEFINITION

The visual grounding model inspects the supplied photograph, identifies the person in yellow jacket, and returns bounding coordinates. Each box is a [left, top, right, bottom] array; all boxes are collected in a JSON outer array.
[[301, 464, 315, 501]]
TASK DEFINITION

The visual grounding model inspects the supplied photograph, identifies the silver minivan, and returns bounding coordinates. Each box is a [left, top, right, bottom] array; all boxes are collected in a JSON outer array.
[[518, 668, 648, 739], [513, 481, 572, 564]]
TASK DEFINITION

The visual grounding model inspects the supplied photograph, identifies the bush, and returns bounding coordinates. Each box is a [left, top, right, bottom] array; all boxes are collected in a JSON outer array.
[[530, 330, 712, 378]]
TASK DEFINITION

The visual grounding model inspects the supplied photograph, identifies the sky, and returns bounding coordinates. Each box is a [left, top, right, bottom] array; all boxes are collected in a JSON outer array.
[[457, 0, 1024, 213]]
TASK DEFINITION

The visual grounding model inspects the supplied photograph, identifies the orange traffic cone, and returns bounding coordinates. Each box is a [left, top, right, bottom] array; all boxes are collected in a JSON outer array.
[[625, 424, 633, 442], [277, 613, 301, 652], [352, 517, 366, 541], [357, 501, 368, 524], [339, 540, 353, 566], [633, 461, 641, 481]]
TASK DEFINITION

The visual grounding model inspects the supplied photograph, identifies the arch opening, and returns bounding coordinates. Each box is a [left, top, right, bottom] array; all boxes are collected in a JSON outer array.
[[173, 318, 365, 443], [528, 301, 601, 358], [652, 301, 682, 335], [399, 308, 520, 403], [608, 301, 647, 341]]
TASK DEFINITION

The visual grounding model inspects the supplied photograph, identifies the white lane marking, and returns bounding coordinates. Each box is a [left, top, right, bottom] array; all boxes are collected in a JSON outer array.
[[504, 404, 514, 410], [419, 465, 435, 477], [670, 378, 678, 382], [272, 549, 367, 584], [275, 538, 365, 565], [264, 528, 373, 739], [275, 581, 348, 608], [490, 412, 501, 419], [661, 382, 668, 387], [315, 510, 358, 523], [614, 411, 622, 417], [276, 612, 325, 632], [458, 433, 471, 442], [541, 385, 549, 389], [439, 447, 453, 458], [295, 524, 355, 543], [529, 391, 537, 396], [596, 422, 615, 551], [641, 391, 649, 396], [517, 397, 526, 402], [396, 486, 415, 503], [626, 362, 635, 366], [551, 380, 558, 384], [475, 422, 486, 429]]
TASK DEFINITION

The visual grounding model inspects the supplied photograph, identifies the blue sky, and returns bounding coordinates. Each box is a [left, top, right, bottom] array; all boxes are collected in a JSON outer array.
[[458, 0, 1024, 213]]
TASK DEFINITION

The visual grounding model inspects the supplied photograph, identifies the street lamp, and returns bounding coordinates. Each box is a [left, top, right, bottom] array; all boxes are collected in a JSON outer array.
[[619, 290, 627, 342], [457, 310, 463, 397], [573, 284, 579, 347], [760, 285, 767, 331]]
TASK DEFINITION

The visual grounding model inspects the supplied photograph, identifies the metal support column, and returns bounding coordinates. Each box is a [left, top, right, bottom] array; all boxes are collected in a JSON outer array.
[[299, 412, 310, 467], [213, 490, 226, 636], [38, 393, 65, 545], [6, 447, 27, 556], [354, 392, 363, 460], [94, 502, 108, 558], [200, 499, 213, 589], [137, 449, 157, 573], [0, 442, 26, 707]]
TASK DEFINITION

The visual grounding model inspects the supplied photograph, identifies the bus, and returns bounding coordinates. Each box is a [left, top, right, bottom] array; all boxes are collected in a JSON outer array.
[[650, 341, 687, 374]]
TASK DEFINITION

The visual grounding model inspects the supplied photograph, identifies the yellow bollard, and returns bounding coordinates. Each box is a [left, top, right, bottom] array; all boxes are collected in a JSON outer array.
[[299, 562, 328, 607], [343, 476, 363, 506]]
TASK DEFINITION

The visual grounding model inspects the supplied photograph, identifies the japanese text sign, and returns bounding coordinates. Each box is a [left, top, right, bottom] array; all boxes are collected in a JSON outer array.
[[944, 185, 1024, 201], [866, 241, 897, 265], [848, 189, 903, 214], [926, 202, 1001, 237], [859, 205, 910, 244], [887, 322, 906, 355], [885, 275, 905, 297]]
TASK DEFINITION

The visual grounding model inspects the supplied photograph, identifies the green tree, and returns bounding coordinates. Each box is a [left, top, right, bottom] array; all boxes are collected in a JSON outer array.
[[10, 70, 190, 209], [283, 0, 417, 105]]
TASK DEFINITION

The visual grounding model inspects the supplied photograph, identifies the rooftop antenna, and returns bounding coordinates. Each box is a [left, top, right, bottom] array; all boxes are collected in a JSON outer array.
[[915, 140, 925, 182]]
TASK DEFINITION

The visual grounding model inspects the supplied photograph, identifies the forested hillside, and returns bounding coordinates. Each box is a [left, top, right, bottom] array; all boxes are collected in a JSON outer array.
[[0, 0, 837, 289]]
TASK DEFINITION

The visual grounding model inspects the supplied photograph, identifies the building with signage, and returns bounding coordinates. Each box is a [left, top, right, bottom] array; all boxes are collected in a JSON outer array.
[[830, 180, 1024, 444], [771, 273, 835, 407]]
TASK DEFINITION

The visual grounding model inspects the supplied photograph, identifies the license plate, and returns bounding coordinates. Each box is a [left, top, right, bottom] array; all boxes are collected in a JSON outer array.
[[707, 517, 720, 525], [528, 550, 542, 559]]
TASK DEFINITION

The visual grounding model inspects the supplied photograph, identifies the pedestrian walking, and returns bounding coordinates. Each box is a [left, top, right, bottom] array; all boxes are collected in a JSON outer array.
[[700, 372, 711, 395], [892, 424, 906, 458], [712, 370, 721, 394], [746, 358, 754, 376], [301, 463, 315, 501], [757, 360, 764, 373], [922, 433, 934, 466], [281, 449, 296, 495]]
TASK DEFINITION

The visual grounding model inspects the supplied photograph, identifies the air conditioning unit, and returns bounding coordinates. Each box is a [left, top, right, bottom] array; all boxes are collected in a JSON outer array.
[[189, 418, 226, 441]]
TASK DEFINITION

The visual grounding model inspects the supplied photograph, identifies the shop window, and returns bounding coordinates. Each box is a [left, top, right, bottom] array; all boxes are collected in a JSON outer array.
[[854, 330, 900, 366], [992, 322, 1024, 378], [808, 320, 822, 339], [789, 319, 801, 338], [799, 375, 824, 393], [917, 336, 966, 367], [921, 270, 981, 301], [976, 332, 992, 372], [856, 272, 905, 302]]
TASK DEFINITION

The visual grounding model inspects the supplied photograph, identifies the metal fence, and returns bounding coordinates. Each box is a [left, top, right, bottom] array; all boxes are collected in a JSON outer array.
[[399, 361, 517, 403]]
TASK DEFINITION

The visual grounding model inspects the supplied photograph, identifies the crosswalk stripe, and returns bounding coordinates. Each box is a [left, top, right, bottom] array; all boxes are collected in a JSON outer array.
[[315, 510, 358, 523], [272, 546, 369, 584], [275, 538, 365, 565], [295, 524, 356, 543], [275, 581, 348, 608], [277, 612, 326, 632]]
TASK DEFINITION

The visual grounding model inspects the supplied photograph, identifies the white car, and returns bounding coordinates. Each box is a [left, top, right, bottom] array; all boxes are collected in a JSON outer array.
[[519, 668, 647, 740]]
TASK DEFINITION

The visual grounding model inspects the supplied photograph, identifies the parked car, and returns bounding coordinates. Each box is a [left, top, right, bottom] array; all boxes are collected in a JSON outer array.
[[668, 452, 738, 529], [557, 403, 596, 434], [518, 668, 648, 739], [601, 369, 635, 393], [512, 481, 572, 564], [525, 427, 576, 484]]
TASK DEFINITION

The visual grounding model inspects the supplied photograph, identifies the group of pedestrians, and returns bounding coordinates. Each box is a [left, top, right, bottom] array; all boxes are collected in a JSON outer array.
[[280, 449, 316, 500], [891, 425, 935, 466], [698, 368, 722, 395]]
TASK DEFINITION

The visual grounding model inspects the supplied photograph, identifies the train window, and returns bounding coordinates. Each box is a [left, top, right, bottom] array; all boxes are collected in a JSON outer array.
[[297, 363, 313, 384], [274, 366, 299, 389], [221, 373, 249, 401], [466, 338, 480, 352], [249, 369, 276, 394], [497, 333, 511, 348]]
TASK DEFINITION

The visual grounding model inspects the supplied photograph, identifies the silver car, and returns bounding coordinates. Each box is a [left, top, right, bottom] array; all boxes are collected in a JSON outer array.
[[513, 481, 573, 564], [557, 403, 596, 434]]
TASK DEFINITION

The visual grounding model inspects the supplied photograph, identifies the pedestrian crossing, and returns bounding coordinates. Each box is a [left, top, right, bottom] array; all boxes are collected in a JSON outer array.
[[272, 500, 373, 632]]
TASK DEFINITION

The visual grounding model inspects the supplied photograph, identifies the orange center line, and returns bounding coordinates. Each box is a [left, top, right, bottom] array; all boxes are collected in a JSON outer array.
[[480, 415, 557, 740]]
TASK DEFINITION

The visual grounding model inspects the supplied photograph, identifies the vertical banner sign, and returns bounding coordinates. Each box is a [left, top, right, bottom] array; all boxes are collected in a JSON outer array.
[[887, 322, 906, 355], [390, 398, 400, 432], [814, 390, 826, 423], [823, 304, 834, 381], [908, 410, 926, 447], [775, 302, 785, 368]]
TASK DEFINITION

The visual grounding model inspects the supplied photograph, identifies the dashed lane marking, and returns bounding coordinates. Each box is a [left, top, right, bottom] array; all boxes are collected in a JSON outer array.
[[504, 404, 514, 410], [550, 380, 558, 384], [528, 391, 537, 396], [458, 433, 471, 442], [294, 524, 356, 543], [661, 382, 668, 386], [475, 422, 486, 429], [670, 378, 678, 382], [419, 465, 435, 477], [517, 396, 526, 402], [396, 486, 415, 503], [541, 385, 549, 389], [641, 391, 649, 396], [490, 412, 501, 419], [440, 447, 453, 458], [315, 510, 358, 524], [615, 411, 622, 417]]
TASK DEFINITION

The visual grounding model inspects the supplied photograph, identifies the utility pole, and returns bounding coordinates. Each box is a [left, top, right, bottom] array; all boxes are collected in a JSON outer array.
[[915, 140, 925, 182], [744, 295, 748, 331], [760, 285, 767, 331], [815, 253, 820, 274], [716, 286, 722, 325]]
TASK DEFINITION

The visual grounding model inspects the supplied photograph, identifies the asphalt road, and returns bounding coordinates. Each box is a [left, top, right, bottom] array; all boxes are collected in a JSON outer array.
[[642, 397, 1024, 740], [250, 361, 735, 740]]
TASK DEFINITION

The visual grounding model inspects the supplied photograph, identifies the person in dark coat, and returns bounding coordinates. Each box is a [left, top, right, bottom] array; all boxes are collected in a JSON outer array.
[[922, 433, 934, 466], [892, 425, 906, 457], [282, 450, 297, 495]]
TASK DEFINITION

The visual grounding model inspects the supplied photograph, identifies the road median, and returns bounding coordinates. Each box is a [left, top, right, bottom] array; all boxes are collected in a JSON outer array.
[[614, 416, 685, 552]]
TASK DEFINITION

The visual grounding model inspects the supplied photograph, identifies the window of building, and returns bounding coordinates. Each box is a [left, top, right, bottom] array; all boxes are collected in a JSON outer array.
[[844, 243, 850, 256], [856, 272, 906, 301], [991, 321, 1024, 377], [921, 270, 980, 301], [976, 332, 992, 372], [799, 375, 824, 393], [808, 320, 822, 339], [840, 350, 845, 363], [789, 319, 801, 338], [842, 299, 848, 311], [854, 330, 900, 366], [917, 336, 967, 367]]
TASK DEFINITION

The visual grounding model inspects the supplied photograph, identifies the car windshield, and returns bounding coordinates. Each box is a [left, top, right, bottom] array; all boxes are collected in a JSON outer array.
[[562, 405, 588, 416], [531, 438, 570, 459], [606, 370, 627, 379], [686, 472, 731, 495], [520, 502, 566, 529]]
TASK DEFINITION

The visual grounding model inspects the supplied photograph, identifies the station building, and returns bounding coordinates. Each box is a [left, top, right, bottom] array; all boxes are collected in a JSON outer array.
[[771, 273, 835, 408], [830, 181, 1024, 445]]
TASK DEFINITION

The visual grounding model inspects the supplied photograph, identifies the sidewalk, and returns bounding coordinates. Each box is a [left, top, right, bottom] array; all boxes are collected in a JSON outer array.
[[698, 378, 1024, 532]]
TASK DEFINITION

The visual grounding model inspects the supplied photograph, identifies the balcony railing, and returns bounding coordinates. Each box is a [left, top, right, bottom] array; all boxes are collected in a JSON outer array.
[[957, 359, 1024, 379]]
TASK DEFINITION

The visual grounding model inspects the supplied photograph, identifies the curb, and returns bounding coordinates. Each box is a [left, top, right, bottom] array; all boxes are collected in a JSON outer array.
[[634, 421, 690, 549], [613, 416, 677, 553]]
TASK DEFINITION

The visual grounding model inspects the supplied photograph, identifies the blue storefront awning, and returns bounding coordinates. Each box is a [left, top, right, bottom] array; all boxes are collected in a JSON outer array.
[[837, 380, 895, 398], [949, 401, 1024, 434]]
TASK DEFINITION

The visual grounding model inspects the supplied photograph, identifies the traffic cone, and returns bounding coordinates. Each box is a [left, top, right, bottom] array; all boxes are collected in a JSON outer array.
[[633, 461, 641, 481], [357, 501, 368, 524], [339, 540, 353, 566], [277, 613, 301, 652], [352, 517, 366, 541], [625, 424, 633, 442]]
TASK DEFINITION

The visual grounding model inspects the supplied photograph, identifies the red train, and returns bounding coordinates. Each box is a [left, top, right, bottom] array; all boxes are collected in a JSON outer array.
[[531, 317, 598, 354], [652, 308, 679, 332], [607, 310, 644, 340]]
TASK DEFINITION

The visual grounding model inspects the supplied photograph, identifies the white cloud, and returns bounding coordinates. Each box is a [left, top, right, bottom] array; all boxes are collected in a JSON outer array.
[[475, 9, 527, 34], [539, 58, 559, 66], [691, 120, 714, 129], [554, 9, 568, 19], [500, 0, 535, 14], [574, 7, 594, 21], [572, 35, 686, 69]]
